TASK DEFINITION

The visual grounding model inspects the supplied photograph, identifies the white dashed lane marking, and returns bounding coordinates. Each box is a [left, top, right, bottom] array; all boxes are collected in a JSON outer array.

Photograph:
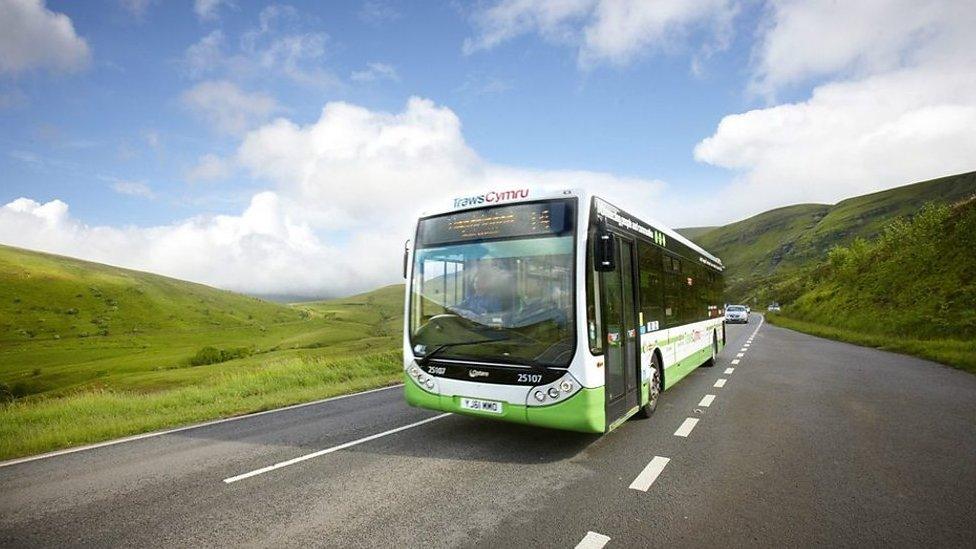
[[575, 531, 611, 549], [714, 378, 727, 388], [731, 359, 740, 365], [674, 418, 699, 437], [699, 394, 716, 407], [629, 456, 670, 492], [724, 367, 735, 374], [736, 353, 744, 358]]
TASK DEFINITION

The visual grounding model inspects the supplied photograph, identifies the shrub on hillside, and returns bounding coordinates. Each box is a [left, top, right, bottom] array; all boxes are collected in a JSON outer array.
[[189, 346, 253, 366]]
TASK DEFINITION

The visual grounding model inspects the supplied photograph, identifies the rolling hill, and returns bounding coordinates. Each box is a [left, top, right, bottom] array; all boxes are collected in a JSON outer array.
[[0, 244, 302, 343], [0, 247, 406, 459], [767, 196, 976, 372], [0, 244, 404, 401], [682, 171, 976, 302]]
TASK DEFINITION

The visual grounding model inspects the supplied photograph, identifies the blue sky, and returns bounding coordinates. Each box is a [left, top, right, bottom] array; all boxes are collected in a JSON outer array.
[[1, 0, 974, 296]]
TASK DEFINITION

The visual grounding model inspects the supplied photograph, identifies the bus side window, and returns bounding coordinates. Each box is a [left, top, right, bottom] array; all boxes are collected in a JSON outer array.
[[636, 241, 664, 332], [663, 253, 680, 327]]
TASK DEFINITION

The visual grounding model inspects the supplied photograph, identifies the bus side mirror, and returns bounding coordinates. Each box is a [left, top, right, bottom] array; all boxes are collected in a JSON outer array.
[[403, 240, 410, 279], [594, 230, 615, 272]]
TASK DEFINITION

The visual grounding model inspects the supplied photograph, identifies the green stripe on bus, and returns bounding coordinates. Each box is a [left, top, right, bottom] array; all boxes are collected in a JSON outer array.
[[403, 374, 605, 433]]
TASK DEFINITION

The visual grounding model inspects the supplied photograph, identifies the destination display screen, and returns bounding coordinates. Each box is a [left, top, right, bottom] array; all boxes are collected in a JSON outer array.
[[417, 199, 575, 247]]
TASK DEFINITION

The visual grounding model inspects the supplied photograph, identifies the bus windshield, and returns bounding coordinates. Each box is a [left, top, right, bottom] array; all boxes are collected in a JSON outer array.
[[409, 200, 576, 367]]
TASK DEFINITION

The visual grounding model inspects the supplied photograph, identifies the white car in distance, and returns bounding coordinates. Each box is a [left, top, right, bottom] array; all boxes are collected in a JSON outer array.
[[725, 305, 749, 324]]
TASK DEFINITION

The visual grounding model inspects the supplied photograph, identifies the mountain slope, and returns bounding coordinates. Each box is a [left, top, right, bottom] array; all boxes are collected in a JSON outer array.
[[0, 244, 302, 343], [769, 197, 976, 372], [686, 171, 976, 301]]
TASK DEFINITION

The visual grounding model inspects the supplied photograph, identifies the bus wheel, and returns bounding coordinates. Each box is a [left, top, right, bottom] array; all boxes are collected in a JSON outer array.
[[637, 355, 662, 418], [703, 331, 718, 367]]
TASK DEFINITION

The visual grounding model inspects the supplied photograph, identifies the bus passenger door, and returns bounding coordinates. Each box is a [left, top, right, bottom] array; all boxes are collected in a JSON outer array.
[[602, 235, 640, 425]]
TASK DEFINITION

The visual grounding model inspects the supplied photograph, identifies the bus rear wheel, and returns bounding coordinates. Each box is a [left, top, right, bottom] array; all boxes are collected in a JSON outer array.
[[637, 354, 662, 418]]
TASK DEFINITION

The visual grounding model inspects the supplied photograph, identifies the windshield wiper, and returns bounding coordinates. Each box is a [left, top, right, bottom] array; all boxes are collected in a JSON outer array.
[[416, 338, 499, 366]]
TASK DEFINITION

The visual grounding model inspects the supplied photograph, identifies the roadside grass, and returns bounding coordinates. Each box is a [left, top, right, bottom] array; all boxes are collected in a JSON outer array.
[[766, 314, 976, 374], [0, 350, 403, 461]]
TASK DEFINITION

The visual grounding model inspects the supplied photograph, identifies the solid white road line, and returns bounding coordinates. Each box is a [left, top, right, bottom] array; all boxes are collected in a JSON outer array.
[[731, 359, 740, 365], [724, 367, 735, 374], [575, 531, 611, 549], [0, 383, 406, 469], [629, 456, 670, 492], [223, 413, 450, 484], [674, 418, 699, 437], [698, 394, 716, 407], [736, 353, 744, 358], [714, 378, 727, 388]]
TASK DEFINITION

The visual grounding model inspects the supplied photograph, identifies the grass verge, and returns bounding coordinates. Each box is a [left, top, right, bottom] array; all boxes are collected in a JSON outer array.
[[0, 350, 402, 462], [766, 314, 976, 374]]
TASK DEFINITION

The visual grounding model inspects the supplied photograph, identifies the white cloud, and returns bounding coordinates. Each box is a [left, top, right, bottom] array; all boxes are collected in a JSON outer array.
[[463, 0, 593, 54], [350, 62, 398, 83], [181, 80, 282, 135], [194, 0, 229, 21], [118, 0, 155, 19], [579, 0, 736, 68], [181, 6, 338, 88], [463, 0, 736, 69], [111, 179, 155, 199], [359, 1, 400, 26], [1, 97, 666, 296], [694, 0, 976, 221], [187, 153, 231, 182], [750, 0, 971, 97], [0, 193, 344, 296], [0, 0, 91, 75]]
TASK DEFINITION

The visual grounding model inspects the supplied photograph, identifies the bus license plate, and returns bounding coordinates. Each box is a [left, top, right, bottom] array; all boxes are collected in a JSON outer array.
[[460, 397, 503, 414]]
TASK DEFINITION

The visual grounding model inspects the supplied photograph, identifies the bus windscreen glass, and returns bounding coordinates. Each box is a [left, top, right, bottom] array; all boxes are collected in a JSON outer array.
[[410, 199, 576, 367]]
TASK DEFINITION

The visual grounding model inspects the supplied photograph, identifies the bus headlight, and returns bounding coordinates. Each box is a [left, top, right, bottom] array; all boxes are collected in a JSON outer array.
[[418, 374, 427, 384], [533, 390, 546, 402], [425, 379, 435, 389], [410, 367, 419, 377], [547, 387, 560, 399], [559, 380, 573, 393]]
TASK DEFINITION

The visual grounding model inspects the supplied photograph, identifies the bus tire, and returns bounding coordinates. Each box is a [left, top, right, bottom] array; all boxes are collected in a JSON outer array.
[[702, 331, 718, 367], [637, 354, 662, 418]]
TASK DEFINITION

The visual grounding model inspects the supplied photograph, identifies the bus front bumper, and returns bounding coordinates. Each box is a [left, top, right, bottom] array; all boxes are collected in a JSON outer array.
[[403, 373, 605, 434]]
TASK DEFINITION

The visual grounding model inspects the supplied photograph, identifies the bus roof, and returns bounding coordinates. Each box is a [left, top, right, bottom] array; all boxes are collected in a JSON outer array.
[[419, 187, 723, 268]]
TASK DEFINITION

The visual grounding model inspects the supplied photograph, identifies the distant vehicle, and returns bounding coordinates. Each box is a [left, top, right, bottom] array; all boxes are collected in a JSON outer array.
[[403, 189, 726, 434], [725, 305, 749, 324], [767, 303, 781, 312]]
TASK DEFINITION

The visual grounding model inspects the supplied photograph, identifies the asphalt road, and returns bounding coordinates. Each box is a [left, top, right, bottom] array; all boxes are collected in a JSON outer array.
[[2, 316, 975, 548]]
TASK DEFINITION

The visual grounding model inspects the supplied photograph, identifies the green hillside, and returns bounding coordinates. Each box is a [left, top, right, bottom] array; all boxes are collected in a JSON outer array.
[[687, 171, 976, 301], [0, 244, 301, 343], [767, 197, 976, 372], [675, 226, 717, 240], [0, 246, 409, 458]]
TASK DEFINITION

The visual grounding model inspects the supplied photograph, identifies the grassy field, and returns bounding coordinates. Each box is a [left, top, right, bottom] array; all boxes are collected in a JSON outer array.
[[764, 196, 976, 374], [0, 245, 408, 460], [683, 171, 976, 303], [0, 351, 402, 460]]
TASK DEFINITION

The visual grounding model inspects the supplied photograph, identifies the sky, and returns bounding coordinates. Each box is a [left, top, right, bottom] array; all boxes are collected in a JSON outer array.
[[1, 0, 974, 297]]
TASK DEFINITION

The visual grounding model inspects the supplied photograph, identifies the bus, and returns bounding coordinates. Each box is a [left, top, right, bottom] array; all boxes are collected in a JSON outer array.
[[403, 188, 725, 433]]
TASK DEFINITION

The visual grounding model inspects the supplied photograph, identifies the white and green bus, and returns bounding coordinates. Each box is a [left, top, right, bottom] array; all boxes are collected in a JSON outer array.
[[403, 188, 725, 433]]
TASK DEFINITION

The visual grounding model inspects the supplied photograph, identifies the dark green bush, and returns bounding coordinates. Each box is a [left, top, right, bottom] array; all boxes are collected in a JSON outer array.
[[189, 346, 253, 366]]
